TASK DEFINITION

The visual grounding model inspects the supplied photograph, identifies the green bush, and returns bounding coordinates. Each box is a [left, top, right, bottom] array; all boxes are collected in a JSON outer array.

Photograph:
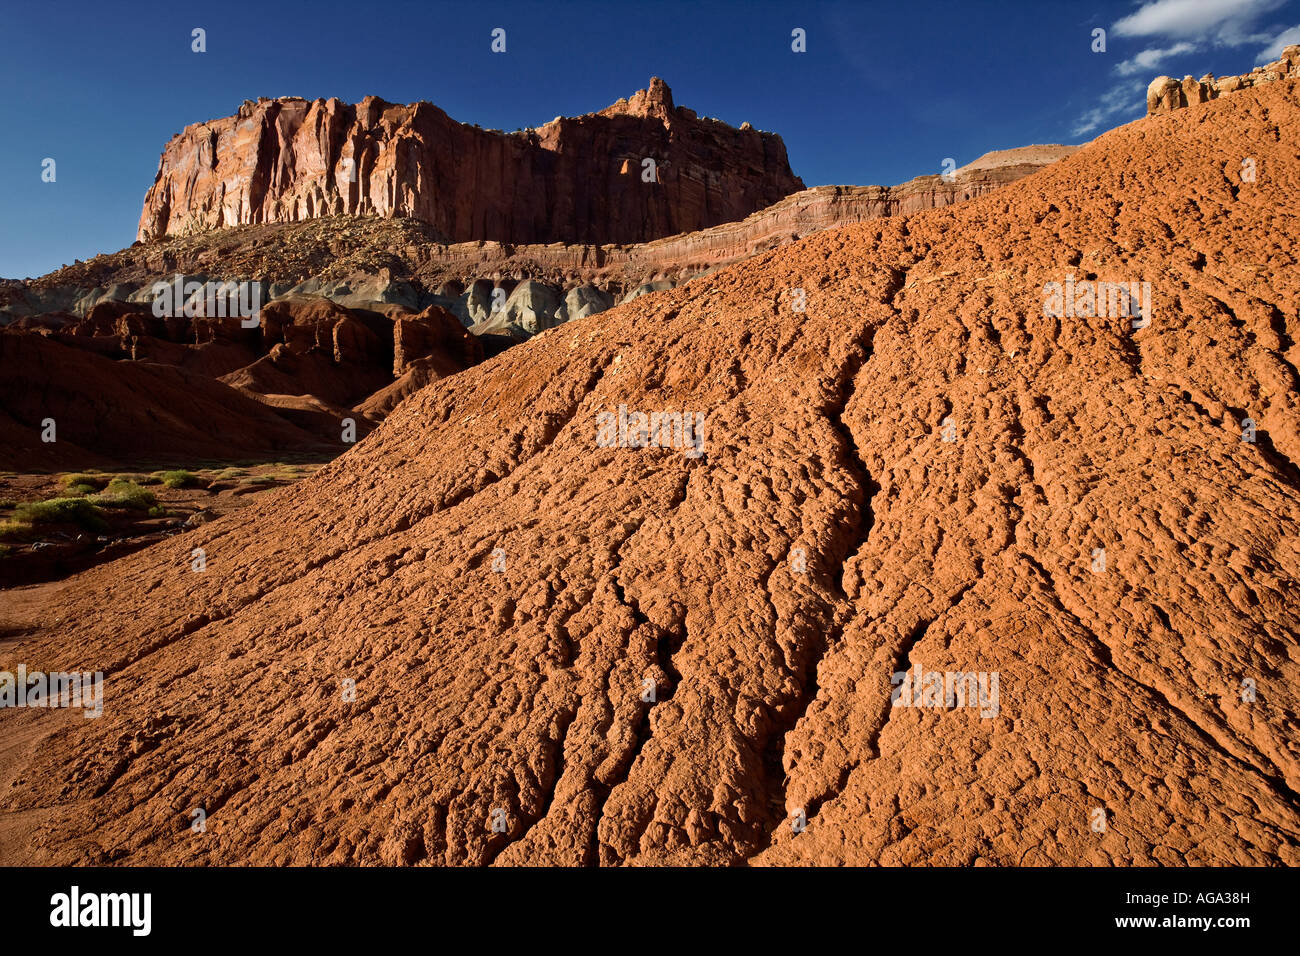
[[13, 497, 108, 532], [0, 519, 29, 541], [65, 483, 98, 497], [94, 480, 157, 511], [147, 505, 169, 518], [0, 498, 16, 509], [60, 473, 109, 490], [155, 470, 200, 489]]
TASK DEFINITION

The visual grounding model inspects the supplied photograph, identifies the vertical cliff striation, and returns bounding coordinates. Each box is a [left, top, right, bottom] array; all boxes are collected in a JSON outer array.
[[137, 78, 805, 246]]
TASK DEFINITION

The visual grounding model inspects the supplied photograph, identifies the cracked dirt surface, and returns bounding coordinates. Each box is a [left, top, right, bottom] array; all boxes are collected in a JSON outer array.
[[1, 78, 1298, 866]]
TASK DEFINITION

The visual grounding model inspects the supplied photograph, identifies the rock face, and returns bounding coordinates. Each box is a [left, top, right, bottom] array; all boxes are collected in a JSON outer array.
[[137, 79, 804, 247], [2, 72, 1298, 865], [1148, 45, 1300, 114]]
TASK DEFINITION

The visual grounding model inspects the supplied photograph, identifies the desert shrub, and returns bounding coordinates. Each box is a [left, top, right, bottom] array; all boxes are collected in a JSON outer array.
[[60, 473, 109, 490], [64, 483, 98, 497], [0, 499, 16, 509], [13, 497, 108, 532], [155, 470, 200, 489], [94, 480, 157, 511], [0, 519, 30, 541], [147, 505, 168, 518]]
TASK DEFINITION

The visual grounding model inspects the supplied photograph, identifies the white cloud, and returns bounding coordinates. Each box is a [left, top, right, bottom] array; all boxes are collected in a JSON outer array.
[[1072, 81, 1148, 137], [1258, 25, 1300, 60], [1114, 41, 1200, 75], [1113, 0, 1284, 42]]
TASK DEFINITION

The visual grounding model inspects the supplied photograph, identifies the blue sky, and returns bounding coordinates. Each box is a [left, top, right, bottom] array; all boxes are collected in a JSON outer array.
[[2, 0, 1298, 279]]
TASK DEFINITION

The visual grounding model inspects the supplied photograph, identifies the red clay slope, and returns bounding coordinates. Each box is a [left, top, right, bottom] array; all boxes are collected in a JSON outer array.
[[2, 76, 1298, 866]]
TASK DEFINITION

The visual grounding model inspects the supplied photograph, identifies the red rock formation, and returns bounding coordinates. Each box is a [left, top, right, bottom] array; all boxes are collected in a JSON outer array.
[[393, 305, 483, 376], [260, 296, 370, 358], [36, 143, 1068, 311], [138, 79, 804, 247]]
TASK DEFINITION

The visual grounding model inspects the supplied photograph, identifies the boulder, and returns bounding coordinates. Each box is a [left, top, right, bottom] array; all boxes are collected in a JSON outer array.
[[1147, 76, 1183, 114]]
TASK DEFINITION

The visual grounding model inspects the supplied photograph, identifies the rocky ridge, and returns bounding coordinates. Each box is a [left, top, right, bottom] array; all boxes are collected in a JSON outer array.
[[1147, 44, 1300, 114]]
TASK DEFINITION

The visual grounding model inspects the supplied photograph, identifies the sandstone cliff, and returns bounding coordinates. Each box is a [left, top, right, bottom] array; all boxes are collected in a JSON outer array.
[[138, 79, 804, 246]]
